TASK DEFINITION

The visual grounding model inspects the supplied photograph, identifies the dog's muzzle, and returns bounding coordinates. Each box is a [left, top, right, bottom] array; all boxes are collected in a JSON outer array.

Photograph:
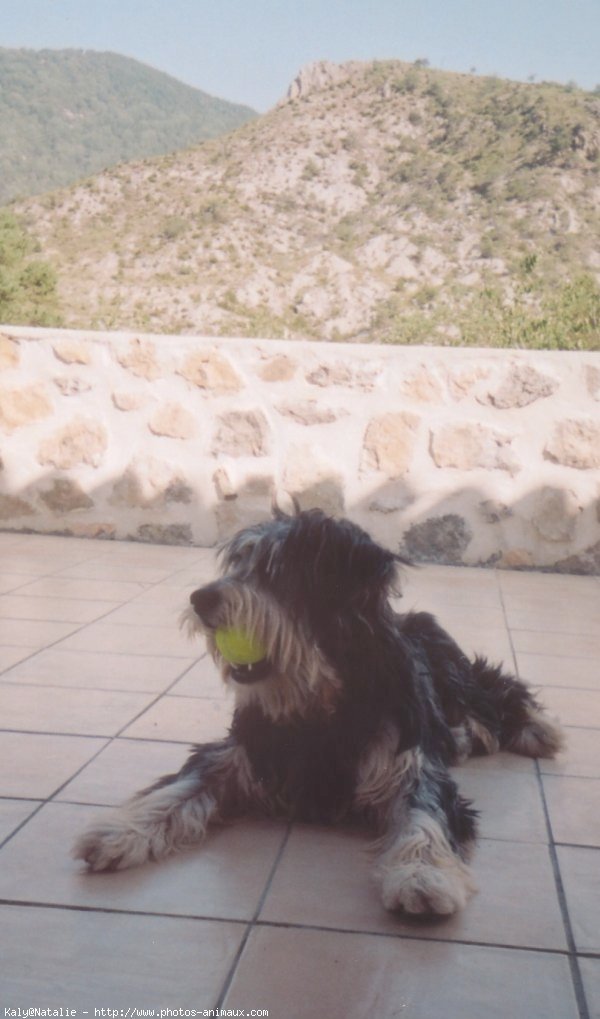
[[189, 584, 271, 685], [190, 583, 222, 625], [227, 659, 271, 684]]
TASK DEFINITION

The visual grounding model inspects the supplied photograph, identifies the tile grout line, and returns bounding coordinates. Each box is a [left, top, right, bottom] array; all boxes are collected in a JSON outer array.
[[0, 573, 181, 679], [499, 569, 591, 1019], [0, 651, 206, 853], [494, 568, 520, 679], [0, 547, 214, 853], [213, 822, 294, 1011], [1, 895, 599, 961], [535, 757, 590, 1019]]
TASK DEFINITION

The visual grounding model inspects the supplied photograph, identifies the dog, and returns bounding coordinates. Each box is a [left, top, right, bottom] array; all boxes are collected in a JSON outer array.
[[73, 508, 563, 916]]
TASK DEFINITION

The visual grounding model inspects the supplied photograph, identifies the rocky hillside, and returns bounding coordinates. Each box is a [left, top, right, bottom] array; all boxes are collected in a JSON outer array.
[[13, 60, 600, 347], [0, 48, 256, 205]]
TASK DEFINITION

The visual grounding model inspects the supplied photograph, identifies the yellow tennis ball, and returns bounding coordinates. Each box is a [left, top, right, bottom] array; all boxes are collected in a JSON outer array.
[[215, 627, 267, 665]]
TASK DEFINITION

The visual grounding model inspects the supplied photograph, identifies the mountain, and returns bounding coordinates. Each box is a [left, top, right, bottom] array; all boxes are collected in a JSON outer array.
[[0, 48, 256, 205], [11, 60, 600, 348]]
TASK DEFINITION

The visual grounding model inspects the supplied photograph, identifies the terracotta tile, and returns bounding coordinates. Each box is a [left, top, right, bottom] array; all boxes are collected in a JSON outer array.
[[0, 533, 25, 545], [0, 683, 156, 736], [404, 563, 501, 602], [0, 903, 243, 1008], [0, 732, 107, 798], [0, 594, 119, 624], [437, 625, 514, 666], [516, 652, 599, 690], [511, 629, 600, 660], [536, 687, 600, 729], [0, 618, 81, 647], [56, 621, 193, 657], [100, 599, 187, 628], [499, 571, 599, 599], [504, 598, 600, 636], [261, 824, 566, 949], [125, 583, 199, 605], [0, 802, 286, 921], [169, 655, 227, 698], [0, 550, 92, 574], [16, 576, 148, 601], [580, 958, 600, 1019], [0, 573, 32, 595], [403, 600, 507, 634], [225, 926, 578, 1019], [0, 646, 35, 672], [452, 755, 547, 842], [166, 562, 220, 589], [57, 561, 179, 584], [1, 647, 193, 692], [100, 544, 203, 567], [57, 738, 190, 805], [540, 727, 600, 778], [0, 799, 41, 843], [556, 845, 600, 952], [543, 775, 600, 847], [122, 695, 232, 742]]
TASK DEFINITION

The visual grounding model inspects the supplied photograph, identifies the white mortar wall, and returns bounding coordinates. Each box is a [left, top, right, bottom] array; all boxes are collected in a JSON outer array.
[[1, 325, 599, 572]]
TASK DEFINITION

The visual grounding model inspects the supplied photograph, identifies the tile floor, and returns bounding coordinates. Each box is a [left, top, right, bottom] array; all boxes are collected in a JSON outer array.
[[0, 530, 598, 1018]]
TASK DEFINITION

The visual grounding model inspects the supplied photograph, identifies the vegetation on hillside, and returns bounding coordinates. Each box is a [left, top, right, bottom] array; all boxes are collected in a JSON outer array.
[[0, 211, 62, 325], [8, 59, 600, 349], [0, 48, 256, 205]]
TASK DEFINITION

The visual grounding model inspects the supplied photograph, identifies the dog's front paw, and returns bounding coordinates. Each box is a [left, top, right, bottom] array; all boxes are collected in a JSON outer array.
[[72, 816, 153, 872], [379, 861, 476, 916]]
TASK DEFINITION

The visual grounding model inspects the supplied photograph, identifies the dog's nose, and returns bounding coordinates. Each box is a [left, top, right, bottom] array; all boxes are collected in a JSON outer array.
[[190, 583, 222, 621]]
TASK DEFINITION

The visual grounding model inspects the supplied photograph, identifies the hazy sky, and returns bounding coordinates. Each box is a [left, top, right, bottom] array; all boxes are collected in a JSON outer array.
[[3, 0, 599, 111]]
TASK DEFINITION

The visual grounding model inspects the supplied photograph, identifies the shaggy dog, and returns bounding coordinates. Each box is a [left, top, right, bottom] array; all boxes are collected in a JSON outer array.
[[74, 508, 563, 916]]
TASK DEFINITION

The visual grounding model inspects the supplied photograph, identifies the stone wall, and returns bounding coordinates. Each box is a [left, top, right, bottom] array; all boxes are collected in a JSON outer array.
[[1, 325, 599, 572]]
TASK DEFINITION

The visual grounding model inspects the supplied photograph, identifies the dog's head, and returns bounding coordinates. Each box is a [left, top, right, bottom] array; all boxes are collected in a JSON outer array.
[[183, 508, 404, 718]]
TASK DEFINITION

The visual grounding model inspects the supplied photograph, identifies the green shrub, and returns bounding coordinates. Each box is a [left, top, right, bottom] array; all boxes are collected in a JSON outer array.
[[0, 210, 61, 325]]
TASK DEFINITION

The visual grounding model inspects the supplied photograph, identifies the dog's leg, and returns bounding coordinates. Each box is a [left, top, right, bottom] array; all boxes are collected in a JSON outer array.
[[398, 613, 563, 761], [374, 758, 477, 916], [72, 740, 255, 872], [468, 657, 564, 759]]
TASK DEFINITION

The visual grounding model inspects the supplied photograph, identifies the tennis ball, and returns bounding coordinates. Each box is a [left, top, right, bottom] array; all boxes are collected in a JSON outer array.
[[215, 627, 267, 665]]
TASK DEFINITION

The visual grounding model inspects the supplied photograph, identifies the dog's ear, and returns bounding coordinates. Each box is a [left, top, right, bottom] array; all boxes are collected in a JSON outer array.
[[342, 533, 403, 607], [271, 494, 301, 520], [292, 513, 403, 610]]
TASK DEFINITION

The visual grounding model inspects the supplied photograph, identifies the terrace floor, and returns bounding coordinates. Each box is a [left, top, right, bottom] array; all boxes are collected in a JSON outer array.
[[0, 530, 599, 1018]]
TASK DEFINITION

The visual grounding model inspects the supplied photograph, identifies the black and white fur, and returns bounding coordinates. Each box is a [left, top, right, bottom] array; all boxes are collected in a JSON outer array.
[[74, 509, 563, 916]]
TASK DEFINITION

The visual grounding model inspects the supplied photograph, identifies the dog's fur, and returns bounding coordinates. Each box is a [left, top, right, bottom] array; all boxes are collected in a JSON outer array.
[[73, 509, 563, 916]]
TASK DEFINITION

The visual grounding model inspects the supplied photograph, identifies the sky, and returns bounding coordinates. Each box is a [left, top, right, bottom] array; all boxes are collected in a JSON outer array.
[[2, 0, 599, 111]]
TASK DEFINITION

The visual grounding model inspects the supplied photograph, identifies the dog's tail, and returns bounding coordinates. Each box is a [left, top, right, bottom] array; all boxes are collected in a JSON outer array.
[[468, 656, 564, 759]]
